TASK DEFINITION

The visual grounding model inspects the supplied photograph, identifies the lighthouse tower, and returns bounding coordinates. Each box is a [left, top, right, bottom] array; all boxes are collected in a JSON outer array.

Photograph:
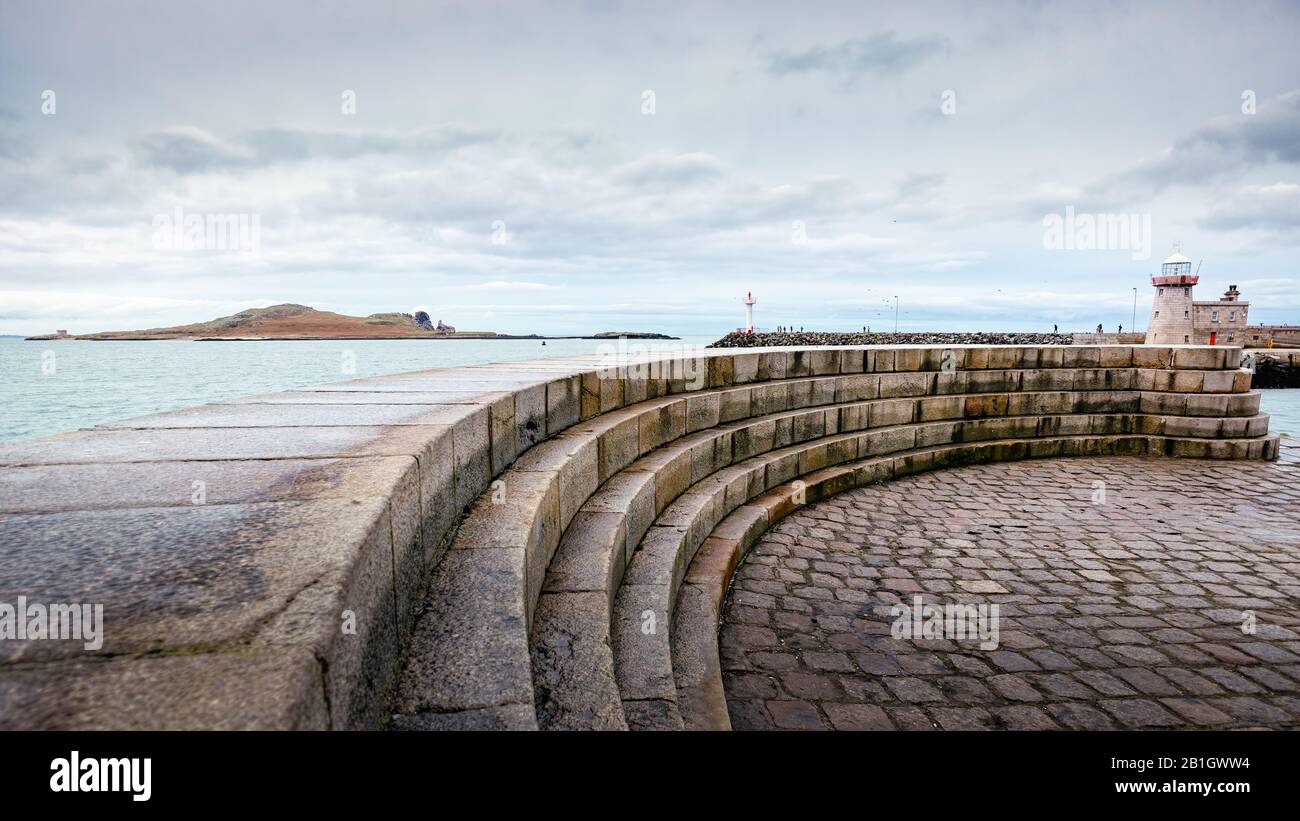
[[742, 291, 756, 333], [1147, 244, 1197, 345]]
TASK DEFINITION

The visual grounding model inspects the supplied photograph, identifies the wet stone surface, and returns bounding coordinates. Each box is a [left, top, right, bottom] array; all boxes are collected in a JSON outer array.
[[720, 450, 1300, 730]]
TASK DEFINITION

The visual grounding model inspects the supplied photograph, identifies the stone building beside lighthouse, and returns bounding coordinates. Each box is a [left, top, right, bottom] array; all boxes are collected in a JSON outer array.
[[1146, 245, 1249, 345]]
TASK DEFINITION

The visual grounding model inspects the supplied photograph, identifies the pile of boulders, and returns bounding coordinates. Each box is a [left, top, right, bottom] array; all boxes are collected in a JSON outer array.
[[708, 331, 1076, 348]]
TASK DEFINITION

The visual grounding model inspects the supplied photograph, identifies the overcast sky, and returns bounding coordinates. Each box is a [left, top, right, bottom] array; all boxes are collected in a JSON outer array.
[[2, 0, 1298, 336]]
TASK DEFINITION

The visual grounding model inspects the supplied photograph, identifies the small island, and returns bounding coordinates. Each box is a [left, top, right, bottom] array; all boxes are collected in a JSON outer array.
[[25, 304, 678, 341]]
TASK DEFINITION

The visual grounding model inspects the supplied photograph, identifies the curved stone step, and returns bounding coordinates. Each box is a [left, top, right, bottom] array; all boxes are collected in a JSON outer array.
[[533, 404, 1271, 729], [390, 348, 1261, 729], [527, 380, 1266, 729], [391, 368, 940, 727], [613, 429, 1279, 730]]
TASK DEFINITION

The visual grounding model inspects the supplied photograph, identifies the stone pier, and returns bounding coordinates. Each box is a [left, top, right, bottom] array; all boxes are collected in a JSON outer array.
[[0, 344, 1280, 729]]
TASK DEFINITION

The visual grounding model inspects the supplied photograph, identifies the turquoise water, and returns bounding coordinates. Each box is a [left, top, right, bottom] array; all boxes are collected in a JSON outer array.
[[1260, 389, 1300, 436], [1, 338, 1296, 442], [0, 337, 715, 442]]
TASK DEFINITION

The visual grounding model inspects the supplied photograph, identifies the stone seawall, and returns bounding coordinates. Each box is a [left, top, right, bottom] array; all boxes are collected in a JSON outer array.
[[0, 345, 1276, 729]]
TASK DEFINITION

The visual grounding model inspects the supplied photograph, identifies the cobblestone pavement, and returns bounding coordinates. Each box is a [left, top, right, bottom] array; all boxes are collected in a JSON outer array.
[[720, 445, 1300, 730]]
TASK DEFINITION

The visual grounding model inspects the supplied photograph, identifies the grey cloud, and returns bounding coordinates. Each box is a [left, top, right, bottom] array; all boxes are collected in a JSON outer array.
[[1201, 183, 1300, 231], [612, 152, 724, 187], [132, 124, 501, 173], [131, 127, 255, 173], [766, 33, 944, 77], [1095, 90, 1300, 196]]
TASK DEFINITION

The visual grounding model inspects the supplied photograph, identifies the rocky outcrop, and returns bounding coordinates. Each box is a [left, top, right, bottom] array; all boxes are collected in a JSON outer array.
[[413, 311, 435, 331]]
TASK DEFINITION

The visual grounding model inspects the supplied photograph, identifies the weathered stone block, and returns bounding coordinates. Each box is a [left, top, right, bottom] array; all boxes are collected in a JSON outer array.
[[1140, 391, 1187, 415], [1061, 347, 1101, 368], [1007, 391, 1072, 415], [1200, 370, 1237, 393], [1098, 347, 1134, 368], [1172, 369, 1205, 392], [638, 399, 686, 453], [757, 351, 787, 381], [0, 647, 329, 730], [836, 374, 879, 402], [839, 403, 870, 432], [893, 349, 925, 372], [1184, 392, 1232, 417], [542, 510, 627, 602], [515, 383, 547, 452], [879, 371, 933, 398], [792, 409, 827, 443], [872, 398, 915, 428], [690, 431, 733, 483], [862, 426, 916, 457], [395, 546, 532, 714], [917, 395, 966, 422], [963, 393, 1009, 419], [546, 375, 581, 434], [1132, 346, 1173, 368], [961, 348, 989, 370], [685, 392, 722, 433], [1224, 391, 1261, 417], [706, 354, 734, 389], [1172, 347, 1223, 370], [732, 353, 760, 384], [750, 382, 790, 415], [718, 387, 751, 423], [967, 369, 1018, 393], [838, 349, 865, 373], [732, 419, 777, 461], [598, 414, 641, 482], [915, 421, 958, 448], [1075, 369, 1134, 391], [869, 349, 896, 372], [1021, 369, 1073, 392]]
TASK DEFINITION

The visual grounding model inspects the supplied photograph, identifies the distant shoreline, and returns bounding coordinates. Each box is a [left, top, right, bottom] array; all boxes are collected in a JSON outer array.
[[20, 304, 679, 342], [23, 333, 680, 342]]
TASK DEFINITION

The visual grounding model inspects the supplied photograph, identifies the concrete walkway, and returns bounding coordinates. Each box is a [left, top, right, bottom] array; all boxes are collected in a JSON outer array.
[[721, 446, 1300, 730]]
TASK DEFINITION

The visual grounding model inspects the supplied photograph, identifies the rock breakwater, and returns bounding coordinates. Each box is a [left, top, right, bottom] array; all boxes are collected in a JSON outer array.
[[709, 331, 1075, 348]]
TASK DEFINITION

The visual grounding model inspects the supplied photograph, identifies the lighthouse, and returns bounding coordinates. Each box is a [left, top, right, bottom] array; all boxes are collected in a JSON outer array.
[[742, 291, 756, 333], [1147, 244, 1197, 345]]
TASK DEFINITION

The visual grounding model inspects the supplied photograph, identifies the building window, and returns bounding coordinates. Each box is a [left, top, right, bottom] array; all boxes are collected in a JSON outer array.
[[1211, 311, 1219, 322], [1184, 310, 1189, 318], [1184, 335, 1190, 343], [1154, 311, 1160, 318], [1229, 311, 1236, 321]]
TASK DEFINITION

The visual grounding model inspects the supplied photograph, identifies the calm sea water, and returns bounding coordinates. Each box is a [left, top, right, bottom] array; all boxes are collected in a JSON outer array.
[[0, 336, 715, 442], [1, 338, 1296, 442]]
